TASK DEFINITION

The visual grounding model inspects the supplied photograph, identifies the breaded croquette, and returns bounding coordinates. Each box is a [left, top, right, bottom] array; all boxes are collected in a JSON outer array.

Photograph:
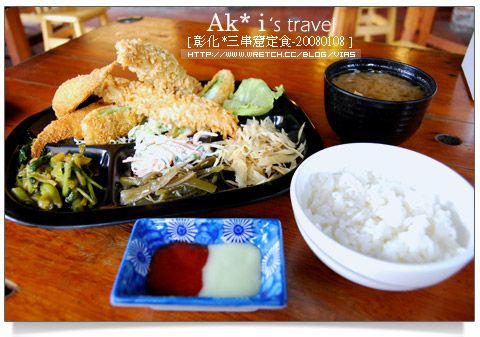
[[81, 105, 144, 145], [31, 102, 106, 158], [52, 63, 115, 118], [115, 38, 202, 94], [200, 69, 235, 105]]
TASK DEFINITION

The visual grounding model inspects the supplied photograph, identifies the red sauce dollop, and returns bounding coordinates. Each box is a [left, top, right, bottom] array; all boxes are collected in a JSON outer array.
[[146, 243, 209, 296]]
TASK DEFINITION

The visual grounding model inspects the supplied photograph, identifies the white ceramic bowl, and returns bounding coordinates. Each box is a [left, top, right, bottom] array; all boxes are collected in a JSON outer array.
[[290, 143, 473, 291]]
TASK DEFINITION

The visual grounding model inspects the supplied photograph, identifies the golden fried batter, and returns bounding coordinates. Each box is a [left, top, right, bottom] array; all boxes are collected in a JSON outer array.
[[200, 69, 235, 105], [31, 102, 105, 158], [52, 63, 115, 118], [81, 105, 144, 145], [132, 93, 238, 138], [94, 75, 156, 106], [115, 38, 201, 94], [95, 75, 238, 138], [32, 38, 239, 161]]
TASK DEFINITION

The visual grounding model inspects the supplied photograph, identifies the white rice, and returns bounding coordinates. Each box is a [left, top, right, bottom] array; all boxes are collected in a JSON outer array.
[[305, 170, 466, 263]]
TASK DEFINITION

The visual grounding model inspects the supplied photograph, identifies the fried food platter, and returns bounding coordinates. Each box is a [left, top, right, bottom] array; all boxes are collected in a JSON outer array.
[[5, 39, 323, 228], [5, 94, 322, 228]]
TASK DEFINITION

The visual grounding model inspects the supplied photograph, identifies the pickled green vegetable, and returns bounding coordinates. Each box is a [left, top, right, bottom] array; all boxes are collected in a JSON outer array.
[[184, 177, 217, 193], [18, 142, 32, 164], [29, 153, 52, 171], [120, 168, 179, 205], [87, 182, 97, 204], [62, 162, 72, 197], [11, 187, 34, 205], [76, 187, 95, 205], [120, 160, 224, 206], [74, 167, 87, 186], [12, 149, 104, 211], [40, 183, 63, 208]]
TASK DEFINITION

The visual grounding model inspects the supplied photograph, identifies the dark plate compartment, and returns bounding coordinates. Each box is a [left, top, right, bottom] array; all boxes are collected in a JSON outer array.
[[5, 92, 323, 229]]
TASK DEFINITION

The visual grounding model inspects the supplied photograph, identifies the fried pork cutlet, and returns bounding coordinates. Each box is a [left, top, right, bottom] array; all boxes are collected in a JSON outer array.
[[115, 38, 202, 94], [200, 69, 235, 105], [31, 102, 106, 158], [81, 105, 144, 145], [52, 63, 115, 118]]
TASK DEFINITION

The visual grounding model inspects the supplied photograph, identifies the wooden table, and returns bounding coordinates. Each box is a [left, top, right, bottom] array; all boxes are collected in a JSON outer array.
[[5, 16, 474, 321]]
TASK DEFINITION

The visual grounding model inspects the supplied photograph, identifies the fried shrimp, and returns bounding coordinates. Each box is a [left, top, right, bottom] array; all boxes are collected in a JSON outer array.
[[31, 102, 105, 158], [81, 105, 144, 145], [52, 63, 115, 118], [115, 38, 201, 94], [200, 69, 235, 105]]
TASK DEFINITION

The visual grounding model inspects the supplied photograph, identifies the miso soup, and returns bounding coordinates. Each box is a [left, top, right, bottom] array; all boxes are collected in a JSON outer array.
[[332, 71, 425, 101]]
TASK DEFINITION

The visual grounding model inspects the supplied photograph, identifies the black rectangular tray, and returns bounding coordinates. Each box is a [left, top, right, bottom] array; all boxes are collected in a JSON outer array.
[[5, 94, 323, 229]]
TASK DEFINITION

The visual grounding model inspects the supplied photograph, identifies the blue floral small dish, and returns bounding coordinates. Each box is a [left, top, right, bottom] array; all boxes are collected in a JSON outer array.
[[111, 218, 287, 311]]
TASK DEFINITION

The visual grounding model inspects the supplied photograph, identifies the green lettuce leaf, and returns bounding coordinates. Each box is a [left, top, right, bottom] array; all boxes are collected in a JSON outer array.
[[223, 78, 284, 116]]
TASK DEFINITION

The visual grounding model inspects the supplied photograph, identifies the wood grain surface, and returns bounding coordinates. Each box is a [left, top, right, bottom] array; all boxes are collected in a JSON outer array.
[[4, 17, 474, 321]]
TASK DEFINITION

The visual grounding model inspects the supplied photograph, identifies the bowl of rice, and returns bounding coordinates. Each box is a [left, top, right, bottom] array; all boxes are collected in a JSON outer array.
[[290, 143, 473, 291]]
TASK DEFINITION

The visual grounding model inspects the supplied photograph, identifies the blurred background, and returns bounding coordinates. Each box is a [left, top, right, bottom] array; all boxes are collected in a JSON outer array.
[[5, 6, 475, 67]]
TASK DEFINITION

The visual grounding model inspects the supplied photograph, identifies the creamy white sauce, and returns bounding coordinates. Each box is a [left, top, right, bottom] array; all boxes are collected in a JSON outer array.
[[199, 243, 261, 297]]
